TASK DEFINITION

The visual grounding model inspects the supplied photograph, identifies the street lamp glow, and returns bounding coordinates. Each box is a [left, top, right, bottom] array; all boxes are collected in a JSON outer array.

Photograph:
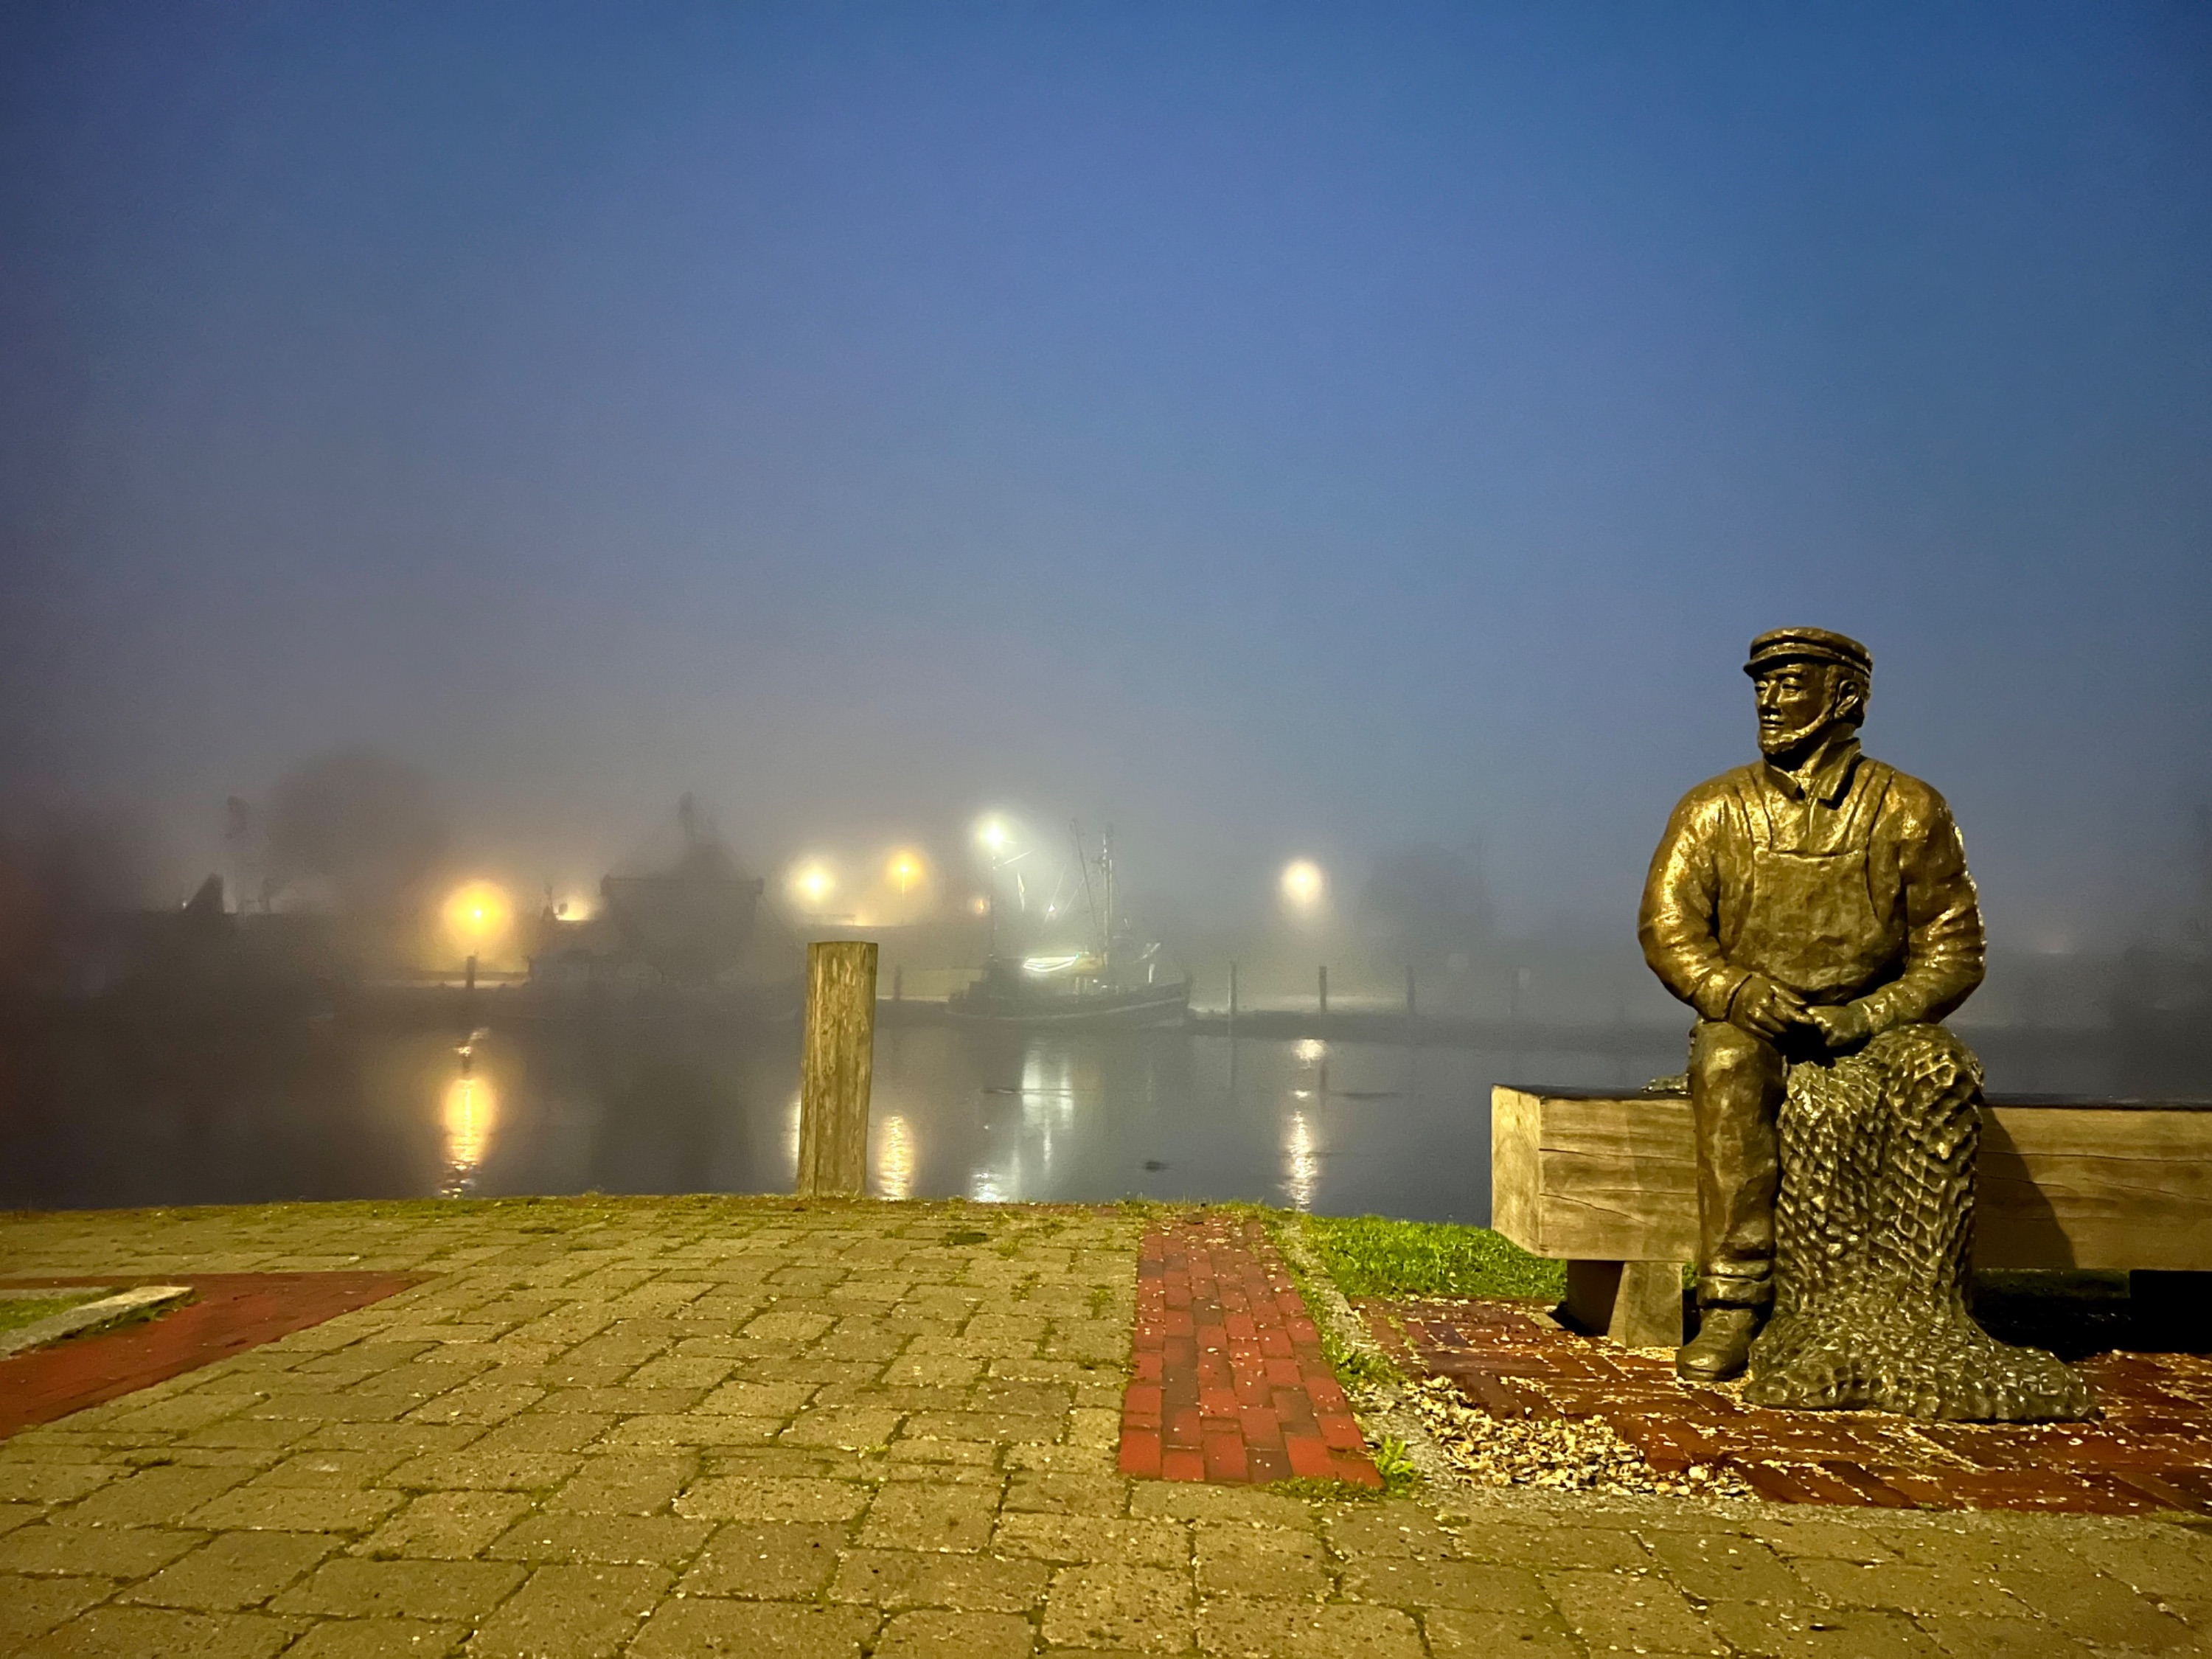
[[886, 849, 925, 894], [1280, 859, 1326, 914], [790, 862, 837, 908], [442, 880, 512, 947], [974, 815, 1012, 855]]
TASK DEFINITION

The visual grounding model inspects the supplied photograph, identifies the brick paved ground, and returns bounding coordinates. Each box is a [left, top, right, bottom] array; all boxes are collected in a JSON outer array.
[[0, 1195, 2206, 1656], [0, 1273, 420, 1436], [1121, 1217, 1380, 1488], [1371, 1297, 2212, 1517]]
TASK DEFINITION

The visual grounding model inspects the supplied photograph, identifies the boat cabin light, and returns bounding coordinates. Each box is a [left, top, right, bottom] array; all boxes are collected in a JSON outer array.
[[1020, 953, 1093, 977]]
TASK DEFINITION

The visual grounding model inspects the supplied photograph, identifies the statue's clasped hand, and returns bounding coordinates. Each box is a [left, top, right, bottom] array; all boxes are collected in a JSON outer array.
[[1799, 1001, 1874, 1051], [1728, 973, 1807, 1039], [1729, 975, 1874, 1051]]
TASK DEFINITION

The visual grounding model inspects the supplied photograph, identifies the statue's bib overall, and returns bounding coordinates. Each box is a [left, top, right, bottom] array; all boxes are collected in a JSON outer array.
[[1724, 759, 1903, 1001]]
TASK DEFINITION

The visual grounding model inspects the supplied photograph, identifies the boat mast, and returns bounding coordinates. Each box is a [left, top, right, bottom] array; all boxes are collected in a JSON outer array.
[[1100, 826, 1116, 981], [1072, 821, 1104, 967]]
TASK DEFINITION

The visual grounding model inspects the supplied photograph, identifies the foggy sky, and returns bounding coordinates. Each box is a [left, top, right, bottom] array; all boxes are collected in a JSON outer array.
[[4, 3, 2208, 947]]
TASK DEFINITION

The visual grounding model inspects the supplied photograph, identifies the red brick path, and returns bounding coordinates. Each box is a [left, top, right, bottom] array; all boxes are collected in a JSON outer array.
[[1371, 1296, 2212, 1516], [0, 1273, 420, 1439], [1119, 1218, 1381, 1487]]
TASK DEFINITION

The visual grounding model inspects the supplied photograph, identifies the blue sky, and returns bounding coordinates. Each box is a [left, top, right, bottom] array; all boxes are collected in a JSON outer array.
[[4, 2, 2208, 943]]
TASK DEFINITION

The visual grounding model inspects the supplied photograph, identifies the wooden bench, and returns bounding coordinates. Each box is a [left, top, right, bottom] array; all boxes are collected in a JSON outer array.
[[1491, 1086, 2212, 1349]]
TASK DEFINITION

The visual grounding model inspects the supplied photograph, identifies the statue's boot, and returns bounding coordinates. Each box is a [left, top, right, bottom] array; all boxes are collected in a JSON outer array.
[[1676, 1307, 1759, 1382]]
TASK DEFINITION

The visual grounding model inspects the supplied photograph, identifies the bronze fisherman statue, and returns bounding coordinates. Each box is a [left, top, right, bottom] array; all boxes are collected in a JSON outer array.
[[1639, 628, 2090, 1419]]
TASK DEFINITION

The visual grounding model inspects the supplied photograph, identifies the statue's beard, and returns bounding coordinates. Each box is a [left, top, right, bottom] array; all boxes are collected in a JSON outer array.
[[1758, 713, 1840, 759]]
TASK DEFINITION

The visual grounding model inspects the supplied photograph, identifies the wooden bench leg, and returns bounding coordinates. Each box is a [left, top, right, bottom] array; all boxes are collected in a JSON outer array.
[[1562, 1260, 1685, 1349], [2132, 1270, 2210, 1341]]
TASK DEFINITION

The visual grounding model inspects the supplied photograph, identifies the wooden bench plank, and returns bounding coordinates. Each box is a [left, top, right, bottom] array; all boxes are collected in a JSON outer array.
[[1980, 1107, 2212, 1270], [1492, 1087, 2212, 1273]]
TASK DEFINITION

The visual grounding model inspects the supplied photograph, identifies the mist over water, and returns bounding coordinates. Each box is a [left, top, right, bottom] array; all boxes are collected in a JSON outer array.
[[2, 7, 2208, 1211]]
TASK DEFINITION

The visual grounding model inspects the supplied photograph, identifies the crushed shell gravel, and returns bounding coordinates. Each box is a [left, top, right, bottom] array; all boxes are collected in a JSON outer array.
[[1407, 1375, 1753, 1498]]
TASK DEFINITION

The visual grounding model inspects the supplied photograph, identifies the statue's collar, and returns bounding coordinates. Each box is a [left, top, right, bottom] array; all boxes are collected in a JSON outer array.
[[1763, 737, 1863, 806]]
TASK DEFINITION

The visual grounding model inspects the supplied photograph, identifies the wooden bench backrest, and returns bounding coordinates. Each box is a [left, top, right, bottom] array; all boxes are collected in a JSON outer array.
[[1491, 1088, 2212, 1273]]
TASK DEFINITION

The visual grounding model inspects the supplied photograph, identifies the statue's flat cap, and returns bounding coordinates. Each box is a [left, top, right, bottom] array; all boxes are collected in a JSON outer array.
[[1745, 627, 1872, 678]]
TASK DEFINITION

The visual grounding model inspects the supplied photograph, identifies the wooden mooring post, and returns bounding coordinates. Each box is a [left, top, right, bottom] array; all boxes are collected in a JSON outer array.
[[797, 940, 877, 1197], [1318, 964, 1329, 1016]]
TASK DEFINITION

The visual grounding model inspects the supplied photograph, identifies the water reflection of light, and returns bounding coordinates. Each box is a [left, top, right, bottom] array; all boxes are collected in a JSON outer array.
[[964, 1044, 1090, 1203], [442, 1074, 497, 1197], [1283, 1110, 1319, 1211], [875, 1113, 916, 1201], [1021, 1050, 1085, 1178]]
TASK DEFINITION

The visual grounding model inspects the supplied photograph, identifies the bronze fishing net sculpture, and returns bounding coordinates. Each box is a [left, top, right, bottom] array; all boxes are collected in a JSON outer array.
[[1639, 627, 2092, 1420]]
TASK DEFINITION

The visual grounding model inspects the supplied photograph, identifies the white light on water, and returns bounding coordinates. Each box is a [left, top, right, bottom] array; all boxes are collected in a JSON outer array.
[[1283, 1110, 1320, 1211], [874, 1113, 915, 1201], [442, 1074, 496, 1196]]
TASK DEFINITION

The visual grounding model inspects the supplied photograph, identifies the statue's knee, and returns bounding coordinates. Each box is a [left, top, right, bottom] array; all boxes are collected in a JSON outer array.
[[1691, 1023, 1777, 1086]]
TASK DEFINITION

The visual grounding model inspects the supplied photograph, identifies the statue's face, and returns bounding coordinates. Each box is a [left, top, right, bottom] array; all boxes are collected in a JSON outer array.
[[1754, 661, 1849, 758]]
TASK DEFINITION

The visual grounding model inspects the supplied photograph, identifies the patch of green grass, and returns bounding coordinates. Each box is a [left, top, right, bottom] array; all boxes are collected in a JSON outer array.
[[1266, 1475, 1385, 1503], [1302, 1214, 1565, 1302], [1251, 1213, 1403, 1393], [1317, 1327, 1400, 1391], [0, 1293, 105, 1338], [1371, 1434, 1420, 1497]]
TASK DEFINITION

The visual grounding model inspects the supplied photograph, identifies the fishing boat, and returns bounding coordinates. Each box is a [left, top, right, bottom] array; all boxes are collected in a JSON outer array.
[[945, 826, 1189, 1029]]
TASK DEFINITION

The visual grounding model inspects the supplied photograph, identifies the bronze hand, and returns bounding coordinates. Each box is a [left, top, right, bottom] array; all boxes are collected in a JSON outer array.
[[1729, 973, 1809, 1040]]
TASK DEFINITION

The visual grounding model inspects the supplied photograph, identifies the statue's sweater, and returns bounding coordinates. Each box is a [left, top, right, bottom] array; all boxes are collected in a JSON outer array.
[[1638, 740, 1985, 1036]]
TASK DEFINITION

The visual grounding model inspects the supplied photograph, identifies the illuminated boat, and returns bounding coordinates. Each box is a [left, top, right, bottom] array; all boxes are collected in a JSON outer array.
[[946, 951, 1190, 1028], [945, 827, 1189, 1028]]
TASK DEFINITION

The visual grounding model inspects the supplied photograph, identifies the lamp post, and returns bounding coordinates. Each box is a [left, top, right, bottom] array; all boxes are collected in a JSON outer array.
[[974, 816, 1014, 960], [442, 880, 509, 998]]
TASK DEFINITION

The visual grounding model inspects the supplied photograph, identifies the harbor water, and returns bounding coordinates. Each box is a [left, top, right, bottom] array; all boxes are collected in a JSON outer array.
[[0, 1007, 2166, 1222]]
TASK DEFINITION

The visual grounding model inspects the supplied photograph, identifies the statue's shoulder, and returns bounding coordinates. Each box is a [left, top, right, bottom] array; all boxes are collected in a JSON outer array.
[[1667, 765, 1758, 821], [1858, 757, 1956, 830]]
